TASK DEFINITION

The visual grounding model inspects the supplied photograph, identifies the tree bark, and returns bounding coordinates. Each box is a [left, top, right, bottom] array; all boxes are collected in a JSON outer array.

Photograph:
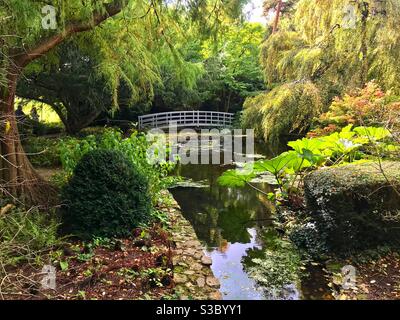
[[359, 2, 370, 86], [0, 66, 58, 206], [272, 0, 283, 34]]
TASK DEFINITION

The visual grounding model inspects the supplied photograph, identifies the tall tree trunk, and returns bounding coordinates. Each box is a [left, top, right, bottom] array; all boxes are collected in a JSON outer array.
[[272, 0, 283, 33], [359, 2, 370, 86], [0, 1, 124, 205], [0, 66, 57, 206]]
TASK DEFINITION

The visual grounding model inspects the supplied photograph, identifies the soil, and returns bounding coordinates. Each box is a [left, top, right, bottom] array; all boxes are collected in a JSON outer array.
[[3, 225, 177, 300], [328, 252, 400, 300]]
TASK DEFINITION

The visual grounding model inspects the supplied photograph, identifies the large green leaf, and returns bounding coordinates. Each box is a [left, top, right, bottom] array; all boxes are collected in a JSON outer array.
[[288, 138, 324, 154], [217, 169, 256, 188], [253, 152, 298, 176], [354, 126, 391, 141]]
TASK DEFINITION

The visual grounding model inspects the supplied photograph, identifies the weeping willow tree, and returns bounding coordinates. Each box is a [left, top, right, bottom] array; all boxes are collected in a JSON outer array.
[[244, 0, 400, 144], [0, 0, 248, 205]]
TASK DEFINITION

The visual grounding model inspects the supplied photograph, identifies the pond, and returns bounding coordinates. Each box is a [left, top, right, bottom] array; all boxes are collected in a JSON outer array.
[[169, 136, 331, 300]]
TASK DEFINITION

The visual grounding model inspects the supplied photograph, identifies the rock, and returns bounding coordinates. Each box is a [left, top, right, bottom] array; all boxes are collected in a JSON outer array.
[[184, 270, 195, 275], [304, 161, 400, 252], [173, 274, 188, 284], [172, 256, 180, 265], [191, 263, 203, 271], [185, 240, 202, 247], [206, 276, 220, 288], [183, 248, 196, 256], [201, 255, 212, 265], [196, 277, 205, 288], [194, 252, 203, 260]]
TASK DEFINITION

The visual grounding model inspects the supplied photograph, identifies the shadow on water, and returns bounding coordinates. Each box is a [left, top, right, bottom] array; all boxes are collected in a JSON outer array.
[[169, 138, 331, 300]]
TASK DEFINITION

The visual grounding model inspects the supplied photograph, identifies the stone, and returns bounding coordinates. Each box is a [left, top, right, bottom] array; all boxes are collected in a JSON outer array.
[[174, 274, 188, 284], [192, 263, 203, 271], [178, 262, 188, 267], [206, 276, 220, 288], [194, 252, 203, 260], [201, 255, 212, 265], [183, 248, 196, 256], [304, 161, 400, 252], [184, 270, 195, 275], [161, 190, 221, 302], [185, 240, 202, 247], [196, 277, 205, 288], [172, 256, 180, 265]]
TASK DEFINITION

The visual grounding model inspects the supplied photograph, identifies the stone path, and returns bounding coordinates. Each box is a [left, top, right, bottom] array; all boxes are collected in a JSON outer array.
[[162, 191, 222, 300]]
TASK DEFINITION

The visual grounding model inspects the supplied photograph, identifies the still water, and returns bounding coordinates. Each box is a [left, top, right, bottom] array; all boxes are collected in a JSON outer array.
[[169, 139, 330, 300]]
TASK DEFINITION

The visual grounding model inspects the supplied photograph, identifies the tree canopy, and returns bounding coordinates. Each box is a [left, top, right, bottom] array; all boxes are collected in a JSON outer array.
[[243, 0, 400, 144], [0, 0, 251, 204]]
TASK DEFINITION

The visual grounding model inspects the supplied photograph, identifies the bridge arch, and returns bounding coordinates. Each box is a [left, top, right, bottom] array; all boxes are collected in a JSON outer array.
[[138, 111, 234, 130]]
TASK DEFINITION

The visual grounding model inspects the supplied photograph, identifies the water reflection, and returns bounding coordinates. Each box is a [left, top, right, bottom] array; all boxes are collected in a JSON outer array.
[[171, 162, 275, 299], [169, 138, 330, 300]]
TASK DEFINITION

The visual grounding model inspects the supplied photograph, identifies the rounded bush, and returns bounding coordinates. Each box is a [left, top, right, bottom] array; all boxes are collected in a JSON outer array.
[[62, 149, 151, 238]]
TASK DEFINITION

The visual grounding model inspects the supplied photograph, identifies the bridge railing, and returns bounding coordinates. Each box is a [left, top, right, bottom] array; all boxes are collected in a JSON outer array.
[[138, 111, 234, 129]]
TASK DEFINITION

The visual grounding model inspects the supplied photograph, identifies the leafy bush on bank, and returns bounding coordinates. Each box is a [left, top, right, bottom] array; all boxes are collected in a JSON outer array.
[[62, 149, 152, 238]]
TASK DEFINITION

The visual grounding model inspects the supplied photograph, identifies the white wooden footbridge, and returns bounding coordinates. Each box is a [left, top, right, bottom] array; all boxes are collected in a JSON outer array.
[[138, 111, 234, 130]]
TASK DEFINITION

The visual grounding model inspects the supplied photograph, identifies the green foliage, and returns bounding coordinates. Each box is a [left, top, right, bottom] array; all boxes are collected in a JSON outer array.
[[314, 82, 400, 133], [23, 137, 63, 168], [245, 230, 303, 294], [217, 169, 256, 188], [18, 44, 113, 133], [242, 81, 323, 145], [3, 0, 251, 133], [62, 149, 152, 238], [218, 124, 396, 201], [247, 0, 400, 143], [152, 22, 265, 113], [59, 128, 176, 202], [0, 204, 61, 267]]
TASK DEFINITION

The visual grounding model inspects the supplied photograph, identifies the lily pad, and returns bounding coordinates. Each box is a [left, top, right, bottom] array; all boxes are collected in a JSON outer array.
[[169, 179, 209, 189]]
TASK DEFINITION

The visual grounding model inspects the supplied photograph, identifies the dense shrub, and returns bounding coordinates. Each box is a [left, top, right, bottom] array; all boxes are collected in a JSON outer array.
[[304, 161, 400, 254], [62, 149, 152, 238], [288, 222, 328, 259], [311, 82, 400, 136], [59, 128, 176, 203], [23, 136, 63, 167]]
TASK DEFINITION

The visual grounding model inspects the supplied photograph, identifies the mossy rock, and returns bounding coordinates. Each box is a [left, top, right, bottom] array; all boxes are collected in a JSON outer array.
[[304, 161, 400, 254]]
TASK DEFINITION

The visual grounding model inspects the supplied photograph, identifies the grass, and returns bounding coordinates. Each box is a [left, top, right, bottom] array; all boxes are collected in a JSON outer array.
[[15, 97, 61, 124]]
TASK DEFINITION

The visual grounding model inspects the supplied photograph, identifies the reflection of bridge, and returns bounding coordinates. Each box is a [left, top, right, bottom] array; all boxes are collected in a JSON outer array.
[[138, 111, 234, 130]]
